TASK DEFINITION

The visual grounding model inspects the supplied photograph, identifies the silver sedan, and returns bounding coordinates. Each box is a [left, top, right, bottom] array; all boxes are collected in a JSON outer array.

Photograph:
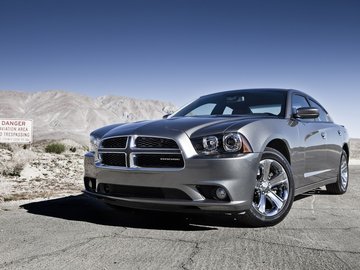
[[83, 89, 349, 226]]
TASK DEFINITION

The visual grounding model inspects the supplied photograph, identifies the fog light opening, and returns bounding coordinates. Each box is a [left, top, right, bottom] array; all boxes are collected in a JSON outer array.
[[216, 187, 228, 200], [196, 185, 230, 201]]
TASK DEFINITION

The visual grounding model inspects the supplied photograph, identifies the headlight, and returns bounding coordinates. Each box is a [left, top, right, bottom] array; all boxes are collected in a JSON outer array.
[[90, 135, 101, 153], [202, 136, 219, 152], [223, 133, 242, 152], [192, 132, 252, 156]]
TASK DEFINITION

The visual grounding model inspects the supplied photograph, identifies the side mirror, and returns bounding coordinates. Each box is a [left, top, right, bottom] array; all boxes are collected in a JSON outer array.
[[163, 114, 171, 119], [294, 107, 319, 119]]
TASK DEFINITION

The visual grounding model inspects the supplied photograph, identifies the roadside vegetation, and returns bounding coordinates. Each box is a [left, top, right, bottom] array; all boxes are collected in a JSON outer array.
[[0, 143, 33, 177], [0, 140, 85, 203], [45, 143, 66, 154]]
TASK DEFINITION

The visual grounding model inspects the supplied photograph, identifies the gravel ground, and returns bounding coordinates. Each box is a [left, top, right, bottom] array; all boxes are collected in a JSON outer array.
[[0, 141, 84, 202]]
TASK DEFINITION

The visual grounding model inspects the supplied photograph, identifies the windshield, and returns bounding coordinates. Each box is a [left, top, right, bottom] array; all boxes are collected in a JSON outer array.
[[173, 90, 287, 118]]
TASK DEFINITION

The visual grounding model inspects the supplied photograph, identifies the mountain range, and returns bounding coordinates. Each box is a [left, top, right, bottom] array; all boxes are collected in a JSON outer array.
[[0, 90, 176, 145]]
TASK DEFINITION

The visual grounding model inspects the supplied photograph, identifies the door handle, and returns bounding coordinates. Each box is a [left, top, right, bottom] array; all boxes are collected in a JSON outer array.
[[338, 130, 342, 136], [321, 132, 327, 139]]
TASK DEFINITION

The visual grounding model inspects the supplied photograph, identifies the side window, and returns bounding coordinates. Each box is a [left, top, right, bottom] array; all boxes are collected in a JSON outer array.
[[223, 106, 233, 115], [309, 99, 331, 122], [292, 94, 310, 111]]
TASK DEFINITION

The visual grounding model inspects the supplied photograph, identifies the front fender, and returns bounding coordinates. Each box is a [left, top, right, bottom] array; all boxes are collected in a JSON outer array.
[[236, 118, 299, 154]]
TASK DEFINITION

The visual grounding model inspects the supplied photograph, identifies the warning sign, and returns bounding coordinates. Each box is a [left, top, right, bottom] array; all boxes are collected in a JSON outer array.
[[0, 119, 33, 144]]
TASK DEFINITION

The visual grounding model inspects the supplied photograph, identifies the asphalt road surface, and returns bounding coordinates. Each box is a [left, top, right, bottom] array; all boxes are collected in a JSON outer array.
[[1, 166, 359, 270]]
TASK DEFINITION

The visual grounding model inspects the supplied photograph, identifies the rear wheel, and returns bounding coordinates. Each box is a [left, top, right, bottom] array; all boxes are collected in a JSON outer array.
[[242, 147, 295, 227], [326, 150, 349, 194]]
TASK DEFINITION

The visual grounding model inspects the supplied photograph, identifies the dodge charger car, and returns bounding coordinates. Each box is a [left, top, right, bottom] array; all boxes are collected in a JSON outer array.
[[83, 89, 349, 226]]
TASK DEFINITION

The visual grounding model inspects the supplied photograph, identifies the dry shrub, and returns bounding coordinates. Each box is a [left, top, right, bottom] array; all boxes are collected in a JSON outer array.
[[2, 162, 23, 176], [45, 143, 66, 154], [1, 149, 36, 177], [0, 143, 12, 152]]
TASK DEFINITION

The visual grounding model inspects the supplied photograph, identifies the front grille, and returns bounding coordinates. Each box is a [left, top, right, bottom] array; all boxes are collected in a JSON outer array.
[[101, 137, 128, 149], [136, 154, 184, 168], [97, 135, 184, 170], [97, 184, 191, 200], [100, 153, 126, 167], [135, 137, 179, 149]]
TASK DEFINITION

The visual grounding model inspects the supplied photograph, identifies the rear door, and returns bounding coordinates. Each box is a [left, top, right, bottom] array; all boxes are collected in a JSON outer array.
[[308, 98, 342, 180]]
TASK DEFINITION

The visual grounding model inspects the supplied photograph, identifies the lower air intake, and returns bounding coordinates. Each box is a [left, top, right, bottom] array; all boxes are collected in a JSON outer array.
[[97, 184, 191, 200]]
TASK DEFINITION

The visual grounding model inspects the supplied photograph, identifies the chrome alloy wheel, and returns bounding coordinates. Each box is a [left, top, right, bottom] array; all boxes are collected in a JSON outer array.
[[252, 159, 289, 217], [340, 155, 349, 189]]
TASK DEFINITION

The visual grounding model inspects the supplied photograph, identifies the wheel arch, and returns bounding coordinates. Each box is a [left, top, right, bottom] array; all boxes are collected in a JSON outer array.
[[265, 139, 291, 165]]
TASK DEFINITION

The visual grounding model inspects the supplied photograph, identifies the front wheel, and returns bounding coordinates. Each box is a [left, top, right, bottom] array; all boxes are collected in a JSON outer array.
[[242, 147, 295, 227]]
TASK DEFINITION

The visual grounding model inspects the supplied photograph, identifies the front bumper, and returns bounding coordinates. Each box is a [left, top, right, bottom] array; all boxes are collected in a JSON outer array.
[[83, 151, 261, 213]]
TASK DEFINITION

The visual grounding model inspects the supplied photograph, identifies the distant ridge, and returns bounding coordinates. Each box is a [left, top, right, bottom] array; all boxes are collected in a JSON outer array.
[[0, 90, 177, 145]]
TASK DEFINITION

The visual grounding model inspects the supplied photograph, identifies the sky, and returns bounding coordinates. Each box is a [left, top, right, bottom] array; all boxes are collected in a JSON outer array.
[[0, 0, 359, 137]]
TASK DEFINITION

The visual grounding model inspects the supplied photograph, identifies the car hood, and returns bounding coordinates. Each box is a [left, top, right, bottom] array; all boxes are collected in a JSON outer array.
[[101, 116, 267, 139]]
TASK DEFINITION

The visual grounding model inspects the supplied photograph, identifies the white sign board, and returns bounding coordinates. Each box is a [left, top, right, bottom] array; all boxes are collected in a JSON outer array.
[[0, 119, 33, 144]]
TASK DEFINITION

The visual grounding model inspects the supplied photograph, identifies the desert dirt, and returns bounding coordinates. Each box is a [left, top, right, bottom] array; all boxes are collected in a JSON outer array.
[[0, 140, 84, 202]]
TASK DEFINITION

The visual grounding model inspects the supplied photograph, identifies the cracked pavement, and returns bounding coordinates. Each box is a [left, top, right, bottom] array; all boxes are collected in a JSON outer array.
[[0, 166, 359, 270]]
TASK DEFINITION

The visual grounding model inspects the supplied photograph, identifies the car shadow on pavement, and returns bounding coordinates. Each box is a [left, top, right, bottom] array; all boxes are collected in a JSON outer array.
[[20, 194, 250, 231]]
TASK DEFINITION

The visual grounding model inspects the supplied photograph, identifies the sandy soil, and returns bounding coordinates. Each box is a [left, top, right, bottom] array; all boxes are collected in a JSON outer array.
[[0, 141, 84, 202]]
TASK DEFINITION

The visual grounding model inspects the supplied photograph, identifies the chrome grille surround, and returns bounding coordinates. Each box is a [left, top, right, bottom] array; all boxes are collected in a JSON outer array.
[[97, 135, 184, 170]]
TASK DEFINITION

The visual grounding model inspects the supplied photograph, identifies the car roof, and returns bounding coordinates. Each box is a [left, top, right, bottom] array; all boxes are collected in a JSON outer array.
[[200, 88, 293, 98], [200, 88, 317, 101]]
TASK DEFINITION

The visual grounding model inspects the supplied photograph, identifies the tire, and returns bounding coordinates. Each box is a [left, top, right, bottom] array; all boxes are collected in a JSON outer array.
[[242, 147, 295, 227], [326, 150, 349, 194]]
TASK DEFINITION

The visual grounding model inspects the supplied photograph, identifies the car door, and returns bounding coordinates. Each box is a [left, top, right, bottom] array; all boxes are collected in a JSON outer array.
[[292, 94, 328, 187], [308, 98, 342, 180]]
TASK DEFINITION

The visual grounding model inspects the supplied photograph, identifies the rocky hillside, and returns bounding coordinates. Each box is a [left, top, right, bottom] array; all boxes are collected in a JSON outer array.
[[0, 90, 176, 145]]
